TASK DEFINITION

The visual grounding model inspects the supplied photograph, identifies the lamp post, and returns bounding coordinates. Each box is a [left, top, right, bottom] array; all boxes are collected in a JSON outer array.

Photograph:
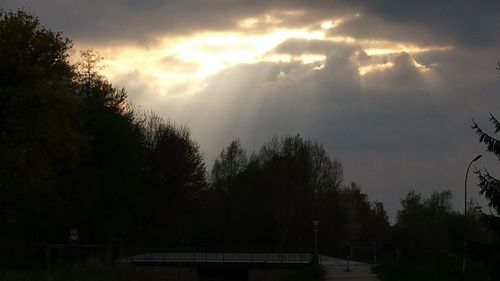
[[313, 220, 319, 266], [463, 154, 481, 280]]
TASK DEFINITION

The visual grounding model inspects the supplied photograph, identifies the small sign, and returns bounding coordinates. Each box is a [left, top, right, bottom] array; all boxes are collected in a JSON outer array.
[[69, 228, 79, 244]]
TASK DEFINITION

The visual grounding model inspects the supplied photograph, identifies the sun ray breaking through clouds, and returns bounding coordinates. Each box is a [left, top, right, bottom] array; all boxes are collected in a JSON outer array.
[[72, 11, 453, 103], [28, 2, 496, 218]]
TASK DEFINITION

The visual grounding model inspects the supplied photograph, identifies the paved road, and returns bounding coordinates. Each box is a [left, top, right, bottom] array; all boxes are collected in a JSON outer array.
[[320, 256, 380, 281]]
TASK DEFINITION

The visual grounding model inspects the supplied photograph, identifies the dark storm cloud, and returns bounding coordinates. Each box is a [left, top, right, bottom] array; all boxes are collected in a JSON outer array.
[[363, 52, 426, 92], [3, 0, 500, 47], [200, 57, 399, 216], [325, 0, 500, 47], [2, 0, 342, 44], [332, 15, 435, 44], [3, 0, 499, 217], [358, 0, 500, 47], [177, 45, 446, 156], [273, 39, 338, 55], [1, 0, 274, 43], [151, 39, 499, 217]]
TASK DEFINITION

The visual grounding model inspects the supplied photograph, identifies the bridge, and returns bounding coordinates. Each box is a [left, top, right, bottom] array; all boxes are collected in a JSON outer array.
[[118, 250, 376, 281], [46, 245, 382, 281], [114, 249, 314, 281], [120, 251, 373, 266], [121, 251, 312, 265]]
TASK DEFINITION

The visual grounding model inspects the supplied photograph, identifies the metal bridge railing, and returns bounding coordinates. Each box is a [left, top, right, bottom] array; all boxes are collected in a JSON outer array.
[[119, 248, 312, 264]]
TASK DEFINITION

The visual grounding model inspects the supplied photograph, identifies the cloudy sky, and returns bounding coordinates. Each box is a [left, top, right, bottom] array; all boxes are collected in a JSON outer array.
[[3, 0, 500, 218]]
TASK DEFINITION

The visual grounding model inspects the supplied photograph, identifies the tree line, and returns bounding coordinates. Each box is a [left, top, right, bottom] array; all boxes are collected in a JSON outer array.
[[1, 10, 498, 269], [0, 10, 390, 251]]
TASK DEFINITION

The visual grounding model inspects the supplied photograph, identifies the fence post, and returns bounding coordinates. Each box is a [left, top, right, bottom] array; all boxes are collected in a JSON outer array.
[[58, 246, 62, 269], [46, 247, 51, 281], [350, 244, 353, 263], [107, 244, 111, 264], [346, 244, 352, 272]]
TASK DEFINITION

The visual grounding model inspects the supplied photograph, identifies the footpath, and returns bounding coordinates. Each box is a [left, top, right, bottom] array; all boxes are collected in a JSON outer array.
[[320, 255, 380, 281]]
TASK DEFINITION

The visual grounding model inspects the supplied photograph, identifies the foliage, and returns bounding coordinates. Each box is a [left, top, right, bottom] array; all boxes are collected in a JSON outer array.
[[136, 110, 207, 245], [0, 9, 72, 88], [0, 263, 150, 281], [469, 66, 500, 277], [206, 135, 388, 252], [472, 113, 500, 215], [0, 9, 83, 242], [0, 9, 207, 246], [4, 9, 500, 281], [373, 252, 492, 281], [256, 135, 344, 195], [281, 266, 324, 281], [394, 190, 467, 250], [0, 8, 386, 261], [211, 139, 247, 192]]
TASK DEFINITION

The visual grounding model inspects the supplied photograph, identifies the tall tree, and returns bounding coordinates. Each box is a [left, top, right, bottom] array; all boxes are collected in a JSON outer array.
[[472, 113, 500, 214], [0, 9, 83, 242], [137, 111, 207, 245], [395, 191, 426, 249], [211, 139, 247, 192], [217, 135, 344, 248], [54, 48, 145, 244], [394, 190, 472, 251]]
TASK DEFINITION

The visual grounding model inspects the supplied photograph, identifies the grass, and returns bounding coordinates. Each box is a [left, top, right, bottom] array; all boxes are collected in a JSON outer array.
[[372, 256, 494, 281], [281, 265, 325, 281], [0, 260, 149, 281], [2, 259, 325, 281]]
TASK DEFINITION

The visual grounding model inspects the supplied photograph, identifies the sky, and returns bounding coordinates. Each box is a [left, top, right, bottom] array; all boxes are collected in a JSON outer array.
[[3, 0, 500, 219]]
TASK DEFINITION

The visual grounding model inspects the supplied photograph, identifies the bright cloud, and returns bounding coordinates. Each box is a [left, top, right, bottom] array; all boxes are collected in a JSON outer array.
[[51, 5, 498, 219], [72, 12, 452, 102]]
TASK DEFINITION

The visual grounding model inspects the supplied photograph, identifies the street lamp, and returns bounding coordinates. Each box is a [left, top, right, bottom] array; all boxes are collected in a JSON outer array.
[[463, 154, 481, 280], [313, 220, 319, 266], [465, 154, 482, 217]]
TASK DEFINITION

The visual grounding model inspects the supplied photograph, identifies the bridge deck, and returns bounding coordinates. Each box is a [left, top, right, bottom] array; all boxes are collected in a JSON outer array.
[[319, 255, 369, 266], [121, 252, 312, 264]]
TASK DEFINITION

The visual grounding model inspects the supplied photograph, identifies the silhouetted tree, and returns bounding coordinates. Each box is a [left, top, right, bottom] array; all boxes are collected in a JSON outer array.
[[473, 113, 500, 215], [137, 111, 207, 245], [255, 135, 343, 246], [393, 190, 490, 252], [211, 139, 247, 192], [207, 135, 391, 252], [0, 9, 84, 243], [209, 135, 347, 248], [471, 69, 500, 273], [395, 191, 429, 250], [74, 49, 128, 113], [54, 49, 144, 244], [0, 9, 394, 254], [319, 183, 389, 252]]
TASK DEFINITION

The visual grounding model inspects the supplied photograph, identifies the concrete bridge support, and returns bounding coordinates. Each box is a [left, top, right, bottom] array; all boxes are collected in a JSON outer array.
[[137, 266, 199, 281], [137, 264, 301, 281]]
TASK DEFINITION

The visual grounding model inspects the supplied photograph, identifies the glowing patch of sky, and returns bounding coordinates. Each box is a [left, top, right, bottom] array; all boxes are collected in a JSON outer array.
[[359, 62, 394, 76], [72, 12, 452, 99], [364, 45, 452, 56]]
